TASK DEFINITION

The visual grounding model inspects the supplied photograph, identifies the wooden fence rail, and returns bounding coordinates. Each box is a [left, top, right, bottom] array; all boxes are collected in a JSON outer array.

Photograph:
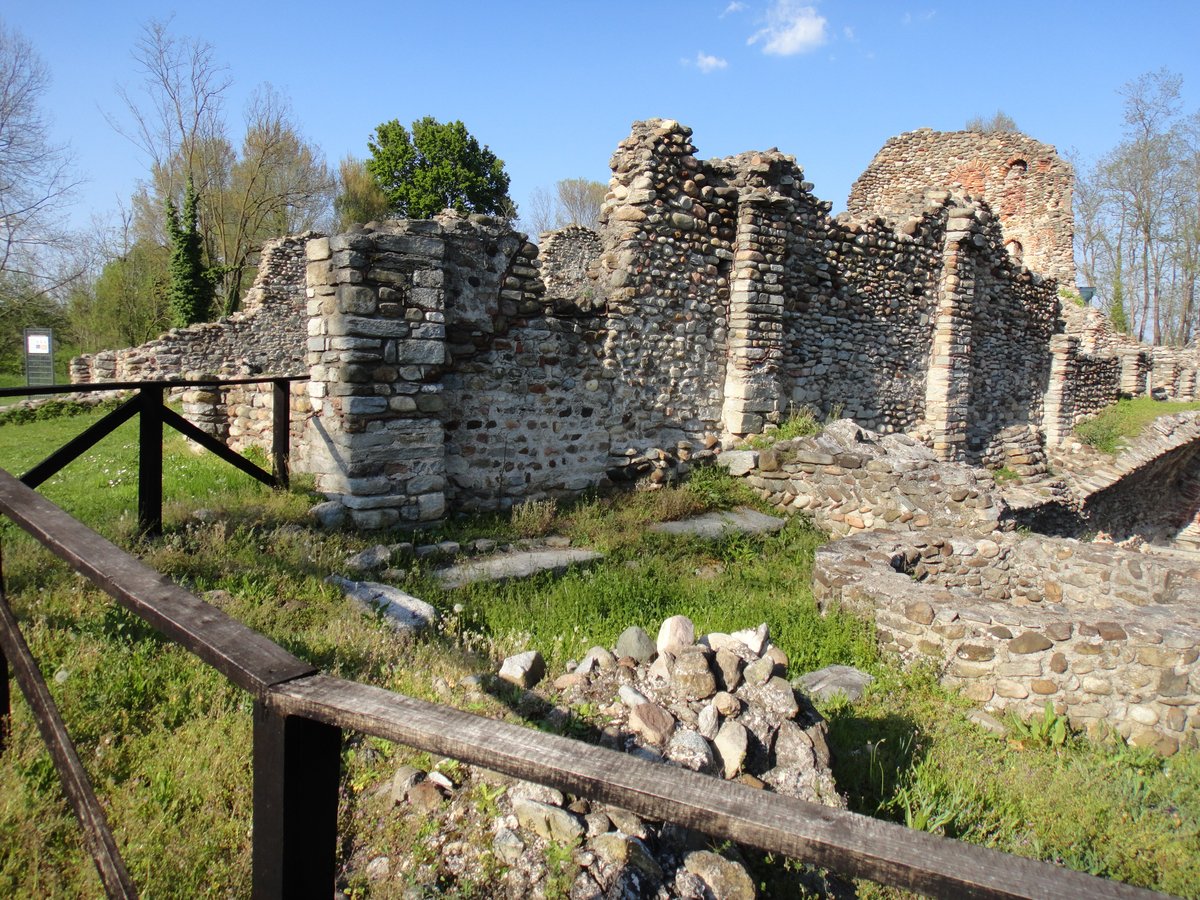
[[0, 376, 306, 535], [0, 468, 1174, 900]]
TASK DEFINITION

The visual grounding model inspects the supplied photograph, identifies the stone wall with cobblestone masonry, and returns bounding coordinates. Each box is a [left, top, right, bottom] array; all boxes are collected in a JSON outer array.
[[436, 214, 614, 510], [718, 420, 1002, 539], [66, 120, 1200, 524], [813, 528, 1199, 754], [70, 234, 311, 383], [848, 128, 1076, 288]]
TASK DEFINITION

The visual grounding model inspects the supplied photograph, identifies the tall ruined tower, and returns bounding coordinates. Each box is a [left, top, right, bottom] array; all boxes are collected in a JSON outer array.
[[848, 129, 1075, 288]]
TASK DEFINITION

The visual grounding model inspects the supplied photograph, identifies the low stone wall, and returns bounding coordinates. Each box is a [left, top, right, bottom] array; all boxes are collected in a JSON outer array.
[[1050, 412, 1200, 542], [720, 420, 1002, 538], [814, 528, 1200, 753], [71, 234, 311, 384]]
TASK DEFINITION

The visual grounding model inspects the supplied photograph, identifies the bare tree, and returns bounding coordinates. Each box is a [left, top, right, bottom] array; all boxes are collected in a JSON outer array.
[[964, 110, 1020, 134], [206, 85, 333, 309], [523, 178, 608, 236], [1075, 70, 1200, 345], [0, 19, 78, 285], [110, 18, 230, 190], [523, 186, 558, 236], [333, 155, 390, 230], [556, 178, 607, 228], [112, 21, 333, 315]]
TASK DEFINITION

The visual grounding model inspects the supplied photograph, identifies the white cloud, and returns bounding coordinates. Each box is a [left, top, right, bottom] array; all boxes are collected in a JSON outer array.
[[695, 51, 729, 73], [843, 25, 855, 40], [747, 1, 828, 56], [721, 1, 747, 16]]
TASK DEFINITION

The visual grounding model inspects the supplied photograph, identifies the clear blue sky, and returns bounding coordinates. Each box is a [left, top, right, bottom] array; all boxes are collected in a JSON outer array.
[[8, 1, 1200, 233]]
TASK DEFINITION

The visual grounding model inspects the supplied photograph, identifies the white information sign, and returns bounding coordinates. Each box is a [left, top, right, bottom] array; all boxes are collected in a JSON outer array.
[[27, 334, 50, 355]]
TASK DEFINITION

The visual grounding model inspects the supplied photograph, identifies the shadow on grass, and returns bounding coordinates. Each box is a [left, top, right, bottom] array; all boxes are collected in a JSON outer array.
[[824, 708, 928, 821]]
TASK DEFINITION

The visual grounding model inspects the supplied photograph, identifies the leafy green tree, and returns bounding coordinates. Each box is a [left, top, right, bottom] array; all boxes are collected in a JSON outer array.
[[333, 155, 391, 229], [0, 271, 69, 375], [69, 240, 170, 351], [366, 117, 514, 220], [165, 177, 213, 327]]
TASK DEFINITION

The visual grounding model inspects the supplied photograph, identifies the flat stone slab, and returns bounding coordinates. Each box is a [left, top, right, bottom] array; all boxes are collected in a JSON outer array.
[[435, 548, 604, 589], [649, 507, 786, 539], [327, 575, 438, 633], [794, 665, 874, 703]]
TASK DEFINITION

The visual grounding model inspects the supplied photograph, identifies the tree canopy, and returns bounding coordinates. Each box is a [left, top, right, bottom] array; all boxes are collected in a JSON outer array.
[[965, 110, 1020, 134], [366, 117, 514, 220], [333, 155, 391, 230], [1075, 68, 1200, 344], [115, 22, 334, 317]]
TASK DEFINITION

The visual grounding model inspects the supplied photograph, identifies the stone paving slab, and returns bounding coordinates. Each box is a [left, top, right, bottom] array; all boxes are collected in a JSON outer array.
[[436, 548, 604, 589], [648, 507, 786, 539], [327, 575, 438, 633]]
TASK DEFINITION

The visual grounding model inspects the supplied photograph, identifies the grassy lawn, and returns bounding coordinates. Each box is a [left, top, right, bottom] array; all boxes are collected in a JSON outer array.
[[0, 409, 1196, 896], [1075, 396, 1200, 454]]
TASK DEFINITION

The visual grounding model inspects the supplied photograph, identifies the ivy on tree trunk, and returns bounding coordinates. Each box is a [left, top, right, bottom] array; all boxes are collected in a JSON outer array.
[[166, 177, 213, 327]]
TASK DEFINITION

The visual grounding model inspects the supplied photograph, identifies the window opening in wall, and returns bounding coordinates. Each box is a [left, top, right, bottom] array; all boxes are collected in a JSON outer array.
[[1006, 239, 1024, 263], [1006, 158, 1028, 179]]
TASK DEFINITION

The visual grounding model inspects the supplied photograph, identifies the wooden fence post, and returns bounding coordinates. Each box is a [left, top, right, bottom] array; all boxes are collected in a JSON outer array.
[[252, 701, 341, 899], [271, 380, 290, 490], [137, 386, 164, 537]]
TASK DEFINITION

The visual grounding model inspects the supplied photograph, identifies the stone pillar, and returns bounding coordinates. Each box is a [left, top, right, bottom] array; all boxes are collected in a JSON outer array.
[[69, 355, 92, 384], [1180, 367, 1198, 402], [721, 194, 789, 436], [923, 218, 975, 461], [180, 371, 230, 444], [1042, 334, 1079, 447], [303, 226, 448, 529], [1119, 349, 1150, 397]]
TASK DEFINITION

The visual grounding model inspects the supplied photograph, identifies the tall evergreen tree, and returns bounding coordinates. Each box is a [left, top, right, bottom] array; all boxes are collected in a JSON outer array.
[[165, 177, 212, 327]]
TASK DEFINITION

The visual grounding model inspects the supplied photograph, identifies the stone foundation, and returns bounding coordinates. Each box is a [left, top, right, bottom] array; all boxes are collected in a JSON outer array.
[[720, 420, 1002, 538], [814, 528, 1200, 753]]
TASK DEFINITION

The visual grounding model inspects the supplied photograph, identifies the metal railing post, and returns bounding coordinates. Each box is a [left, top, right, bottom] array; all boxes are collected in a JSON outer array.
[[251, 701, 341, 899], [137, 387, 164, 537]]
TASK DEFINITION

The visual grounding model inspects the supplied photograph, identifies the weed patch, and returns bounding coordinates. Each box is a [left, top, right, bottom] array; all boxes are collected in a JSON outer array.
[[1075, 396, 1200, 454]]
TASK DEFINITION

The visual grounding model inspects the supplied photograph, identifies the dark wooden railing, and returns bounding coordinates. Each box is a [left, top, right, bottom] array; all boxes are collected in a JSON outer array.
[[0, 471, 1173, 899], [0, 376, 306, 535]]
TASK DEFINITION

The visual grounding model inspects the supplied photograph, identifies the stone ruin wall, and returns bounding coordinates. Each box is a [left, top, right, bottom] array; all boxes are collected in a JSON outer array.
[[814, 529, 1200, 754], [848, 128, 1077, 288], [716, 420, 1003, 539], [66, 119, 1200, 525], [596, 120, 1061, 461], [70, 234, 311, 385], [298, 119, 1080, 525]]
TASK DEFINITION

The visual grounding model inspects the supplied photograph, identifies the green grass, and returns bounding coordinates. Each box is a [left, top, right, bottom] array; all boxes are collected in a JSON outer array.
[[825, 667, 1200, 897], [0, 410, 1196, 896], [1075, 396, 1200, 454]]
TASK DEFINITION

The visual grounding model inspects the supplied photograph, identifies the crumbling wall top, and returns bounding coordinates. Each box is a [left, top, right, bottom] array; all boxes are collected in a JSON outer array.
[[848, 128, 1075, 287]]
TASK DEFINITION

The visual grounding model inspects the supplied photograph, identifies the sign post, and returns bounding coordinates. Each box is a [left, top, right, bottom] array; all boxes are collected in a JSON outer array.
[[23, 328, 54, 388]]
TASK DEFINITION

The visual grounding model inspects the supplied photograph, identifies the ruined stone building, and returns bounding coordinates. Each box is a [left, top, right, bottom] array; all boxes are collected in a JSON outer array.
[[66, 120, 1200, 752], [71, 119, 1199, 528]]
